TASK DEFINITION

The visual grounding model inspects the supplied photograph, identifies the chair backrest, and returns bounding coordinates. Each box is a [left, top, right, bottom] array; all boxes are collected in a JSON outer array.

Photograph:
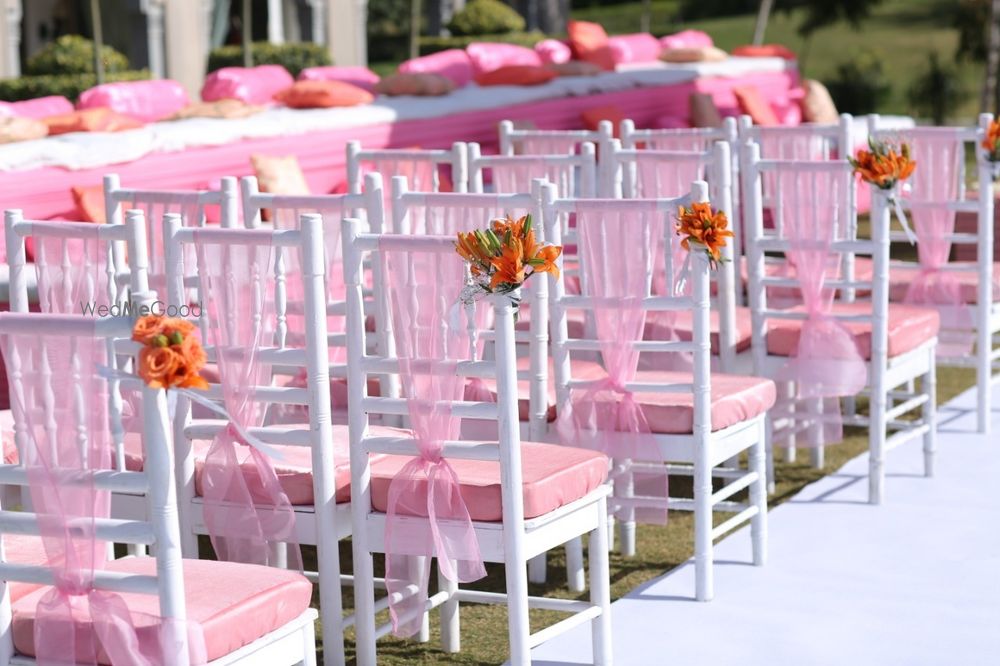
[[543, 183, 714, 435], [0, 310, 195, 663], [620, 117, 738, 151], [466, 141, 597, 198], [741, 143, 888, 369], [498, 119, 614, 158], [739, 114, 853, 160], [346, 141, 468, 194]]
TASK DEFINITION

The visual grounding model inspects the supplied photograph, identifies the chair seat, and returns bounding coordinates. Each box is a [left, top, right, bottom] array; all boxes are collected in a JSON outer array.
[[11, 557, 313, 663], [766, 301, 940, 359], [623, 370, 776, 434], [369, 441, 609, 521], [888, 262, 1000, 304], [467, 356, 605, 422], [4, 535, 49, 603], [644, 306, 754, 354]]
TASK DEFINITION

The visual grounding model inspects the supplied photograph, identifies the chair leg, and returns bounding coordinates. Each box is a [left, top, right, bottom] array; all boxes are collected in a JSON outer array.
[[565, 537, 586, 593], [765, 415, 776, 494], [616, 464, 636, 557], [589, 496, 613, 666], [694, 443, 713, 601], [750, 421, 768, 567], [923, 350, 937, 478], [438, 566, 460, 653], [349, 547, 378, 666], [301, 619, 318, 666], [528, 553, 547, 584], [505, 555, 532, 665], [783, 382, 797, 463], [869, 376, 887, 506], [807, 398, 824, 469], [408, 556, 430, 643]]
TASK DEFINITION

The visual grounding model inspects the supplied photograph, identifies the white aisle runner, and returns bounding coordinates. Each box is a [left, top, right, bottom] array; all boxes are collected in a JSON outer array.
[[528, 387, 1000, 666]]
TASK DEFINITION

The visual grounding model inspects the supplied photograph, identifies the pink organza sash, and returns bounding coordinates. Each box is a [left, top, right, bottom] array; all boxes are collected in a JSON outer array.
[[130, 197, 201, 296], [773, 169, 866, 443], [380, 243, 486, 636], [195, 236, 301, 568], [555, 205, 667, 522], [4, 327, 206, 665], [901, 133, 973, 354]]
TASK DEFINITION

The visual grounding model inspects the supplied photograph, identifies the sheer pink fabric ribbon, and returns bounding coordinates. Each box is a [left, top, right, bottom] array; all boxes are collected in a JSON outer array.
[[774, 170, 866, 444], [195, 237, 301, 568], [901, 133, 973, 354], [6, 328, 206, 665], [381, 243, 486, 637], [556, 206, 667, 523]]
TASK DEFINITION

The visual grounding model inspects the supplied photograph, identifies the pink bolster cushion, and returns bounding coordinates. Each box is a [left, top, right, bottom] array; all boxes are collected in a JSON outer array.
[[466, 42, 543, 75], [659, 29, 714, 51], [398, 48, 475, 88], [77, 80, 190, 122], [535, 38, 572, 65], [297, 65, 381, 93], [0, 95, 73, 119], [201, 65, 294, 104], [608, 33, 663, 65]]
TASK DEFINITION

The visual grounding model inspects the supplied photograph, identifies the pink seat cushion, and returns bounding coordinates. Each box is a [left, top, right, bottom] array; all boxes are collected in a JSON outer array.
[[4, 535, 50, 602], [621, 370, 776, 434], [767, 302, 940, 359], [369, 442, 608, 521], [644, 306, 754, 354], [888, 262, 1000, 303], [11, 558, 312, 663]]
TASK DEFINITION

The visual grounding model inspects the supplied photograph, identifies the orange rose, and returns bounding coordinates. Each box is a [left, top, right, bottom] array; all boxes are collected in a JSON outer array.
[[132, 315, 166, 345], [138, 346, 181, 389]]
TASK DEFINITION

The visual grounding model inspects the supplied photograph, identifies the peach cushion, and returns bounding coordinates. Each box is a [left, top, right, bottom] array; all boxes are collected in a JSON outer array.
[[732, 44, 797, 60], [475, 65, 557, 87], [466, 43, 543, 75], [3, 535, 49, 603], [0, 116, 48, 144], [689, 92, 723, 128], [645, 306, 754, 354], [660, 47, 727, 63], [800, 79, 839, 124], [888, 262, 1000, 304], [369, 441, 608, 521], [733, 85, 780, 126], [397, 49, 474, 87], [43, 108, 143, 135], [274, 80, 374, 108], [623, 370, 776, 434], [168, 99, 265, 120], [251, 154, 310, 196], [567, 20, 616, 71], [11, 558, 312, 663], [71, 184, 107, 223], [767, 302, 940, 359], [375, 72, 455, 96], [582, 105, 626, 137]]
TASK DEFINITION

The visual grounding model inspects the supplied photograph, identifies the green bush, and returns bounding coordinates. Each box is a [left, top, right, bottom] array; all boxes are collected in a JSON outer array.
[[908, 52, 964, 124], [24, 35, 130, 76], [447, 0, 526, 36], [0, 70, 150, 103], [207, 42, 331, 77], [824, 52, 891, 116], [419, 31, 546, 56]]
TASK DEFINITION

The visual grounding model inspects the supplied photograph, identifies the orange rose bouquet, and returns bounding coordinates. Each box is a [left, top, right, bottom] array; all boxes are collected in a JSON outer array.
[[676, 202, 734, 270], [849, 137, 916, 191], [455, 214, 561, 306], [132, 315, 208, 390]]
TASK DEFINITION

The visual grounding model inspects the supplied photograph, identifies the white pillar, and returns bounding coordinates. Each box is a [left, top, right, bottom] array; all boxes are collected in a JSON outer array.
[[0, 0, 22, 79], [307, 0, 326, 44], [267, 0, 285, 43], [139, 0, 165, 79], [326, 0, 367, 66], [164, 0, 208, 97]]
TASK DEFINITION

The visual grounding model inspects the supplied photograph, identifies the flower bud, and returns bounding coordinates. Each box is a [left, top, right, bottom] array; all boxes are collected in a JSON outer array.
[[152, 334, 169, 348], [169, 331, 184, 346]]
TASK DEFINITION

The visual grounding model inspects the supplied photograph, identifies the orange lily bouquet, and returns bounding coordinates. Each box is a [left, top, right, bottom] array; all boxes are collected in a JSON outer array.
[[849, 137, 916, 191], [676, 202, 733, 269], [982, 119, 1000, 174], [132, 315, 209, 390], [455, 214, 561, 306]]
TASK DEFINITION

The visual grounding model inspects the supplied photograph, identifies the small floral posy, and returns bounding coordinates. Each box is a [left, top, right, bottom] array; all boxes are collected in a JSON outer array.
[[455, 214, 561, 305], [982, 118, 1000, 178], [849, 137, 916, 191], [675, 202, 733, 269], [132, 315, 209, 390]]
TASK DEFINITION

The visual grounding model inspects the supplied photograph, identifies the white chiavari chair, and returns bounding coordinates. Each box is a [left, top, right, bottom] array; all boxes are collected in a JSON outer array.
[[545, 183, 772, 597], [0, 308, 317, 665], [743, 144, 939, 505], [869, 113, 998, 434], [466, 142, 597, 197], [346, 141, 468, 195], [342, 222, 613, 665], [498, 119, 615, 195]]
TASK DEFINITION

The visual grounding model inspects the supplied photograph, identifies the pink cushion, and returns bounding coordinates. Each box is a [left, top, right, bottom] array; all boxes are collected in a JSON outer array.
[[201, 65, 294, 105], [398, 49, 475, 88], [12, 558, 312, 663], [297, 65, 381, 93], [77, 80, 190, 122], [889, 262, 1000, 304], [466, 42, 543, 75], [659, 30, 714, 51], [370, 441, 608, 521], [767, 302, 940, 359], [3, 535, 49, 603], [0, 96, 73, 119], [645, 306, 754, 354], [535, 39, 572, 65], [608, 33, 662, 65]]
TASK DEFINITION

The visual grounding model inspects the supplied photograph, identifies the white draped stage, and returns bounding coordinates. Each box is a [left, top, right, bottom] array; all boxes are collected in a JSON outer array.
[[527, 387, 1000, 666]]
